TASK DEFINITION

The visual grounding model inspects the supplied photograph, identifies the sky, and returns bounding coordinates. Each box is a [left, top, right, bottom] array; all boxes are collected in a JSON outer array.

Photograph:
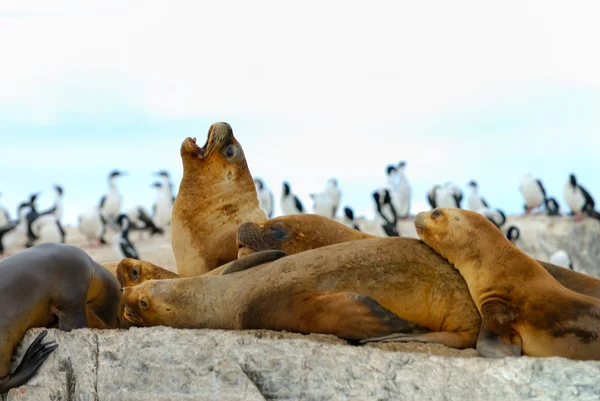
[[1, 1, 599, 225]]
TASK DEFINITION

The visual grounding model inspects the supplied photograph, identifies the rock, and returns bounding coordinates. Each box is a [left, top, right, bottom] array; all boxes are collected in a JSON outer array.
[[5, 327, 600, 401]]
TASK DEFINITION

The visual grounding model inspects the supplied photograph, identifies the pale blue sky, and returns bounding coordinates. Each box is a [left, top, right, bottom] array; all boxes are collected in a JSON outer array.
[[1, 1, 599, 224]]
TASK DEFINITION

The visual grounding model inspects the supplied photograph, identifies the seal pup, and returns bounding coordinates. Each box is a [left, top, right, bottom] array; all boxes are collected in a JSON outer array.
[[519, 174, 547, 215], [0, 243, 124, 393], [237, 214, 375, 257], [171, 122, 267, 277], [254, 178, 274, 219], [113, 214, 140, 260], [563, 173, 600, 222], [281, 181, 305, 215], [467, 180, 489, 211], [123, 237, 482, 347], [414, 208, 600, 360]]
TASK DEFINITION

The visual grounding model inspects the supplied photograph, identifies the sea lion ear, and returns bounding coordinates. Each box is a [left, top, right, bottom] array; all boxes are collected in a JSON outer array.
[[221, 250, 286, 275]]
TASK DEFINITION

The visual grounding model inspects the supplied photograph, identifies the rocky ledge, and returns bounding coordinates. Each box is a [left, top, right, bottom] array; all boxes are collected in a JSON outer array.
[[4, 327, 600, 401]]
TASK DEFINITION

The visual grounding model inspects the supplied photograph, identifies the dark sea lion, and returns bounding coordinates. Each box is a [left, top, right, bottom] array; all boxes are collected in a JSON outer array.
[[415, 208, 600, 360], [0, 243, 123, 394], [236, 214, 375, 257], [122, 237, 482, 347], [171, 122, 267, 277]]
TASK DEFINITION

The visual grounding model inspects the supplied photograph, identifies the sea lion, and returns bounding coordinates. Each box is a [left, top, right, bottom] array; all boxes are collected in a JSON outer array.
[[0, 243, 123, 394], [236, 214, 374, 257], [415, 208, 600, 360], [123, 237, 482, 348], [237, 213, 600, 300], [171, 122, 267, 277], [117, 251, 287, 288]]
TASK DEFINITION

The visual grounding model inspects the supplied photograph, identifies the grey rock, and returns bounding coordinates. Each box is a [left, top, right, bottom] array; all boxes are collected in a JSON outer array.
[[5, 327, 600, 401]]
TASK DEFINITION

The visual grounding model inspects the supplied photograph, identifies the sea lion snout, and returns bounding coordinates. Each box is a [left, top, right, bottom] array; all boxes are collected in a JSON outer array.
[[414, 212, 428, 235]]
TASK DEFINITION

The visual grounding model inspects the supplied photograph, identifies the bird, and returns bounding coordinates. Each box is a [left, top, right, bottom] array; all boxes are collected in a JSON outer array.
[[153, 170, 176, 203], [254, 178, 274, 219], [24, 192, 41, 247], [113, 214, 140, 260], [467, 180, 489, 211], [394, 161, 412, 219], [432, 183, 463, 209], [506, 226, 520, 244], [545, 197, 561, 216], [310, 192, 335, 219], [281, 182, 304, 215], [0, 202, 32, 257], [563, 173, 600, 222], [126, 205, 164, 239], [476, 207, 507, 229], [426, 184, 441, 209], [372, 189, 400, 237], [549, 250, 573, 270], [99, 170, 126, 229], [341, 206, 361, 231], [519, 174, 547, 214], [78, 206, 107, 247], [324, 178, 342, 218], [0, 192, 10, 228], [151, 181, 174, 230]]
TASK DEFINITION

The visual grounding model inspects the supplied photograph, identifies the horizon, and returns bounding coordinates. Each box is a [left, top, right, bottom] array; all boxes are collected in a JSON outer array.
[[1, 1, 599, 225]]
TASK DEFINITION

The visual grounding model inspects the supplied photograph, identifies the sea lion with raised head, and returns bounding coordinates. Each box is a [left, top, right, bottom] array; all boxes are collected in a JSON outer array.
[[123, 237, 482, 347], [171, 122, 267, 277], [415, 208, 600, 360], [0, 243, 123, 394]]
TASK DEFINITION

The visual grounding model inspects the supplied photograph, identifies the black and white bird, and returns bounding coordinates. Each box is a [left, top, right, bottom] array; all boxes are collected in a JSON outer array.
[[0, 202, 32, 257], [519, 174, 547, 214], [153, 170, 176, 203], [126, 205, 164, 239], [394, 161, 412, 219], [324, 178, 342, 218], [545, 197, 561, 216], [563, 173, 600, 222], [342, 206, 361, 232], [0, 192, 9, 228], [254, 178, 274, 219], [151, 181, 173, 230], [78, 206, 107, 247], [113, 214, 140, 260], [549, 250, 573, 270], [427, 184, 441, 209], [477, 207, 507, 229], [99, 170, 126, 229], [505, 226, 520, 244], [467, 180, 489, 211], [281, 182, 304, 215], [372, 189, 400, 237], [431, 183, 463, 209], [310, 192, 335, 219]]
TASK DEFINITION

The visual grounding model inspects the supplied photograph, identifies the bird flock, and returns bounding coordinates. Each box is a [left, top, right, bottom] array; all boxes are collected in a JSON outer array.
[[1, 161, 598, 269]]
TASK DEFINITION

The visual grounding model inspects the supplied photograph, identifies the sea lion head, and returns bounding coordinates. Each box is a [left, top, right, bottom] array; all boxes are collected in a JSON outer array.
[[116, 258, 179, 288], [414, 208, 501, 265], [236, 218, 292, 257], [122, 280, 182, 327]]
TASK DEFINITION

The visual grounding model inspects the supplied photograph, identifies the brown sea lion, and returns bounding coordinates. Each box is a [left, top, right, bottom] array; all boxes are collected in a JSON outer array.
[[236, 213, 600, 300], [415, 208, 600, 360], [122, 237, 482, 347], [0, 243, 123, 394], [236, 214, 374, 257], [171, 122, 267, 277]]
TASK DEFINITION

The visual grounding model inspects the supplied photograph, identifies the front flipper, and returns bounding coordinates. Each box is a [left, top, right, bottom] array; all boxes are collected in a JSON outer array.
[[221, 250, 286, 275], [57, 303, 88, 331], [476, 304, 522, 358], [296, 292, 417, 341], [360, 330, 477, 349], [0, 330, 58, 394]]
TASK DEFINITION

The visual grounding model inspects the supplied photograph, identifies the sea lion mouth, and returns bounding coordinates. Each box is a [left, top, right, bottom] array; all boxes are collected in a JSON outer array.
[[181, 122, 234, 160], [123, 308, 145, 326]]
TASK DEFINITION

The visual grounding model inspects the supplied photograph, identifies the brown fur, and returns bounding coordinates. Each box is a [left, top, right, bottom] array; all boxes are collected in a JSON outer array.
[[123, 237, 481, 347], [236, 214, 375, 257], [416, 208, 600, 360], [171, 122, 267, 277], [116, 258, 180, 288]]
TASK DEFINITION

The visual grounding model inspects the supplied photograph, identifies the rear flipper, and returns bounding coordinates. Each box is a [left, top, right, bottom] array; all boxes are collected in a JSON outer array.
[[476, 304, 522, 358], [0, 330, 58, 394], [293, 292, 418, 340], [360, 330, 478, 349], [221, 250, 286, 275]]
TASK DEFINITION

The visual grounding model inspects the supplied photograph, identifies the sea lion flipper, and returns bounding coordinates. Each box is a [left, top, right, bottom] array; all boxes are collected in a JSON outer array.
[[359, 331, 477, 349], [0, 330, 59, 394], [304, 292, 417, 340], [57, 304, 88, 331], [476, 307, 522, 358], [221, 250, 286, 275]]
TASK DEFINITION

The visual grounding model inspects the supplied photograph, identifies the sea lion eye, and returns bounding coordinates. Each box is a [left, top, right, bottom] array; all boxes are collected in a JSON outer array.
[[225, 145, 235, 158], [431, 210, 441, 219], [270, 227, 286, 240], [131, 267, 139, 279], [140, 298, 149, 309]]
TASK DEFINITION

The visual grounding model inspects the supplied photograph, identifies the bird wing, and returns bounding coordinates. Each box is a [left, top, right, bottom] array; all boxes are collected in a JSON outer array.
[[481, 197, 489, 208], [535, 179, 547, 200], [294, 196, 304, 213], [579, 185, 596, 210]]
